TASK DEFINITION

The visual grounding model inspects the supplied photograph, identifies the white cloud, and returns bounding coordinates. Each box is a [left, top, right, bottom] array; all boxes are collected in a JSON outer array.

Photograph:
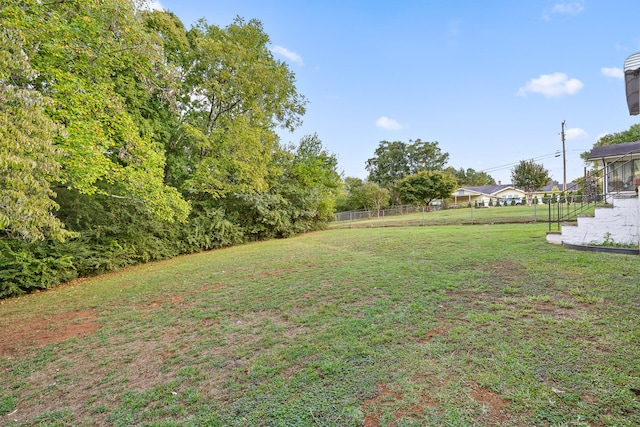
[[551, 2, 584, 15], [565, 127, 588, 140], [542, 1, 584, 20], [601, 67, 624, 79], [517, 72, 583, 98], [271, 45, 304, 66], [375, 116, 402, 130]]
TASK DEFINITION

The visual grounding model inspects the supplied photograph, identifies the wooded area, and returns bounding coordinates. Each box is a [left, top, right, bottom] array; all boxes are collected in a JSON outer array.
[[0, 0, 341, 297]]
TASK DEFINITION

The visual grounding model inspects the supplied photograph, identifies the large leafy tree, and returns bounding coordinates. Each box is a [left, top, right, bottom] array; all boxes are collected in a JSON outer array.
[[366, 141, 408, 188], [141, 10, 192, 188], [0, 86, 72, 241], [358, 182, 390, 213], [511, 160, 550, 205], [281, 133, 341, 225], [1, 0, 190, 229], [0, 2, 73, 240], [0, 2, 343, 297], [335, 177, 362, 211], [407, 139, 450, 173], [445, 167, 495, 187], [366, 139, 449, 188], [342, 179, 390, 212], [179, 17, 307, 199], [224, 134, 340, 238], [395, 171, 457, 206]]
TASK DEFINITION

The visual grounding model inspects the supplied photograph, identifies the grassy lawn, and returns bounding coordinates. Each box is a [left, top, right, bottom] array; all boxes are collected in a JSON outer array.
[[330, 204, 594, 229], [1, 221, 639, 426]]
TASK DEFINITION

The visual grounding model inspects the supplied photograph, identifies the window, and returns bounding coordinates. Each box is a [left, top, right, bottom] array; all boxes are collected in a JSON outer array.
[[607, 160, 636, 192]]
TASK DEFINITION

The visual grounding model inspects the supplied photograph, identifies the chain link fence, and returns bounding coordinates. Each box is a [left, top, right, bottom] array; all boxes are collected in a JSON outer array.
[[333, 205, 443, 227], [331, 203, 552, 229]]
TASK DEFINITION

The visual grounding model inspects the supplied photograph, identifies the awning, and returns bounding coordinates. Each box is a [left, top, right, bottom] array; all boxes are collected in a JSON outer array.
[[624, 52, 640, 115]]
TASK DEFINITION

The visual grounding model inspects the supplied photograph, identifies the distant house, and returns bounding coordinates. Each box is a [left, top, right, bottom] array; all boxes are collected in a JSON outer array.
[[452, 184, 525, 206], [540, 180, 579, 193], [587, 140, 640, 195], [532, 180, 579, 203], [454, 181, 581, 206]]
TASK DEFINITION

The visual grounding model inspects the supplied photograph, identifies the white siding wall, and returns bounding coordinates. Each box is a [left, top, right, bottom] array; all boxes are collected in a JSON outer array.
[[559, 197, 640, 246]]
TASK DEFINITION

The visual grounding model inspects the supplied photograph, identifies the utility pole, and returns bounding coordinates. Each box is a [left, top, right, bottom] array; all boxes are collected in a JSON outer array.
[[561, 120, 566, 192]]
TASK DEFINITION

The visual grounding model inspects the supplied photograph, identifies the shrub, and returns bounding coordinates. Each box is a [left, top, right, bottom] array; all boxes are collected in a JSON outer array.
[[0, 241, 76, 298]]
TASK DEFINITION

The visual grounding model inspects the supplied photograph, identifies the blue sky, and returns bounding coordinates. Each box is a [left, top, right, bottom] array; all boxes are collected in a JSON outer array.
[[150, 0, 640, 185]]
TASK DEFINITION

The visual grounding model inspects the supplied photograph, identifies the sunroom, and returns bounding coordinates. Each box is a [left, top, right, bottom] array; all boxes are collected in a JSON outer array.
[[587, 140, 640, 195]]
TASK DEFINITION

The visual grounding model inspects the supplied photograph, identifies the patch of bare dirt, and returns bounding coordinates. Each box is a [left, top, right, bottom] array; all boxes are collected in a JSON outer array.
[[533, 302, 587, 320], [361, 383, 439, 427], [471, 387, 508, 425], [418, 321, 450, 343], [0, 309, 100, 357]]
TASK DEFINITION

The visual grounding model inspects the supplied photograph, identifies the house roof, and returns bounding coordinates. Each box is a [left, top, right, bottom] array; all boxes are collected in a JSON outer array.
[[541, 181, 578, 192], [458, 181, 578, 197], [587, 140, 640, 160], [459, 184, 519, 195]]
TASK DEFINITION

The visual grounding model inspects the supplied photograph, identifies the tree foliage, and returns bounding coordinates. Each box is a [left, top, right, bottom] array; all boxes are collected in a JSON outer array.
[[335, 178, 391, 212], [0, 2, 74, 241], [366, 139, 449, 188], [0, 2, 339, 298], [180, 18, 307, 199], [0, 83, 73, 242], [274, 134, 341, 232], [2, 0, 190, 228], [445, 167, 495, 187], [395, 171, 457, 206], [580, 123, 640, 162], [510, 160, 550, 205], [358, 182, 390, 212]]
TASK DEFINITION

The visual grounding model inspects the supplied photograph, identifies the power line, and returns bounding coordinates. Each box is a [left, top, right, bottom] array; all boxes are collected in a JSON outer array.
[[480, 151, 561, 174]]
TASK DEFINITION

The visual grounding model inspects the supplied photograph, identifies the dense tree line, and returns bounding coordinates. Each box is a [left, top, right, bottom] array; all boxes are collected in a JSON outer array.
[[337, 139, 494, 211], [0, 0, 340, 297]]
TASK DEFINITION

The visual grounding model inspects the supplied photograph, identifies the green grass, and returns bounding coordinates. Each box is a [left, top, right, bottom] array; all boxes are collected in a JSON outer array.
[[1, 220, 639, 426], [330, 204, 583, 228]]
